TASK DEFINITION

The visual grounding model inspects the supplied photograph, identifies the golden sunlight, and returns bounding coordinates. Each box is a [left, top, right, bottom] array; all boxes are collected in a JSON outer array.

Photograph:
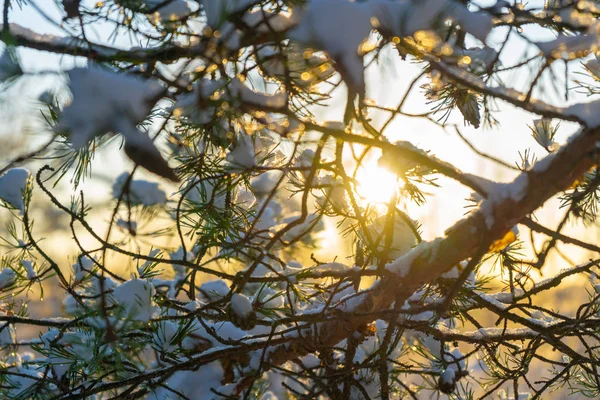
[[355, 165, 400, 205]]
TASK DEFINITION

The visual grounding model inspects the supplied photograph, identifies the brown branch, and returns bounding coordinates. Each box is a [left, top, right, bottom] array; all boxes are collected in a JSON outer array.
[[522, 217, 600, 254], [428, 58, 594, 125], [303, 121, 489, 195], [266, 125, 600, 369]]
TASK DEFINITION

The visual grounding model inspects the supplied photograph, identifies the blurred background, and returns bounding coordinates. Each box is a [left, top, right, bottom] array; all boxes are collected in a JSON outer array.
[[1, 0, 600, 397]]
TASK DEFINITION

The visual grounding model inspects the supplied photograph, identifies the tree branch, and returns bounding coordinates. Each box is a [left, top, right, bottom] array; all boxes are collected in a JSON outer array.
[[267, 124, 600, 369]]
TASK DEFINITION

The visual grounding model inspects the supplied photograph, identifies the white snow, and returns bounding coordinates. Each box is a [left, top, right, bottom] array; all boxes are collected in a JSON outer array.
[[563, 99, 600, 128], [184, 299, 205, 311], [317, 175, 349, 212], [386, 238, 442, 277], [183, 178, 228, 209], [0, 323, 15, 346], [313, 262, 350, 274], [42, 329, 95, 378], [0, 49, 22, 82], [296, 148, 315, 165], [444, 347, 466, 371], [226, 133, 257, 171], [201, 0, 259, 28], [442, 326, 537, 341], [148, 362, 224, 400], [0, 23, 120, 60], [237, 185, 256, 207], [153, 321, 179, 353], [498, 389, 531, 400], [0, 168, 30, 214], [260, 391, 278, 400], [177, 78, 286, 126], [440, 260, 476, 285], [440, 367, 456, 386], [340, 292, 368, 312], [377, 141, 424, 174], [137, 249, 161, 278], [228, 78, 287, 109], [301, 354, 321, 368], [4, 356, 42, 397], [440, 265, 460, 280], [531, 151, 557, 173], [475, 292, 510, 311], [527, 310, 555, 328], [250, 170, 283, 195], [474, 173, 529, 229], [89, 276, 118, 299], [20, 260, 36, 280], [230, 293, 253, 317], [72, 255, 95, 282], [409, 311, 435, 322], [56, 332, 95, 361], [536, 24, 600, 60], [544, 2, 596, 28], [175, 79, 224, 124], [287, 0, 374, 95], [112, 279, 156, 323], [170, 246, 195, 278], [243, 9, 298, 34], [0, 269, 15, 290], [253, 286, 284, 309], [112, 172, 167, 206], [288, 0, 492, 95], [252, 206, 277, 232], [58, 66, 162, 148], [63, 294, 85, 315], [294, 148, 321, 183], [200, 279, 230, 301]]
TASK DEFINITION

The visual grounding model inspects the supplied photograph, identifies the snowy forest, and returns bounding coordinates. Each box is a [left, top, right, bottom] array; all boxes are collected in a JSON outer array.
[[2, 0, 600, 398]]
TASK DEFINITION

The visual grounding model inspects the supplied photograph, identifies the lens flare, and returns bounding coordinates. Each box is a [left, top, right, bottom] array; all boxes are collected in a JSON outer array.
[[356, 165, 400, 205]]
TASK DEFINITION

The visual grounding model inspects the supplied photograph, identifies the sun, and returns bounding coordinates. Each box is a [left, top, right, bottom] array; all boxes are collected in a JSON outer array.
[[355, 164, 400, 205]]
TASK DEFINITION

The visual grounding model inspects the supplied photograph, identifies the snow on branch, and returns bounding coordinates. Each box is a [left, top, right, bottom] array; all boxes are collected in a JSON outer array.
[[429, 58, 600, 127], [264, 123, 600, 371], [58, 66, 178, 181], [6, 0, 600, 398], [289, 0, 492, 96]]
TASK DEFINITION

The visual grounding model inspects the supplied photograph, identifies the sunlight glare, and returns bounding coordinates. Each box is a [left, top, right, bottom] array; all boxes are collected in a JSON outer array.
[[356, 165, 400, 205]]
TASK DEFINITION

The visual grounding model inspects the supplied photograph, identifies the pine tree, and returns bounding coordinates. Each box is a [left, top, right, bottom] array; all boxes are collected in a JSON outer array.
[[1, 0, 600, 398]]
